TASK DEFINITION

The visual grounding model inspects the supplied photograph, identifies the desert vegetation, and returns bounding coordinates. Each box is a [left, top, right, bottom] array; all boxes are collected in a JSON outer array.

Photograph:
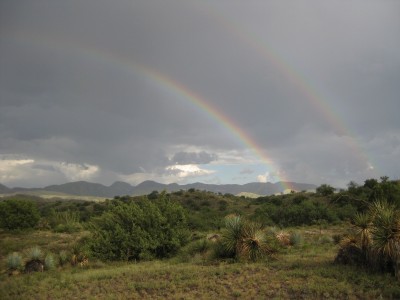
[[1, 177, 400, 299]]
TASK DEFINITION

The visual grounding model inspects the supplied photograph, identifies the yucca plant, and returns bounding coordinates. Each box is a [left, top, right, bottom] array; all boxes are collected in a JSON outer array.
[[220, 215, 244, 258], [353, 212, 372, 252], [239, 223, 272, 261], [336, 199, 400, 278], [219, 215, 273, 261], [7, 252, 23, 271], [370, 201, 400, 268]]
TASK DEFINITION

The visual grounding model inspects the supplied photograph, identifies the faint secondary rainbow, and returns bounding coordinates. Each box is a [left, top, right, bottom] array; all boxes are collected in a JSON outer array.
[[195, 2, 376, 173], [9, 30, 292, 189]]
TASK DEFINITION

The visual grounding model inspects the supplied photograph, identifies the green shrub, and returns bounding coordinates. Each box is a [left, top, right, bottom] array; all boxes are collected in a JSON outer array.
[[87, 193, 189, 261], [50, 210, 82, 233], [44, 254, 56, 270], [53, 223, 82, 233], [7, 252, 23, 270], [0, 199, 40, 230], [183, 238, 212, 257]]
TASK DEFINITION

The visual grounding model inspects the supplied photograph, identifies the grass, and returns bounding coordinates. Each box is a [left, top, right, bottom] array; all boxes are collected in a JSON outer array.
[[1, 226, 400, 299]]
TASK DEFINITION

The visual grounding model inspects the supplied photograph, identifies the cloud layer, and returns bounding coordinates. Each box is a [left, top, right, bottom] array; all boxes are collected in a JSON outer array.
[[1, 0, 399, 187]]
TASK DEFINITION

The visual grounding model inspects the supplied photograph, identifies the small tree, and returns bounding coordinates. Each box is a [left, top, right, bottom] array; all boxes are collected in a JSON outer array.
[[316, 184, 335, 196], [0, 199, 40, 230]]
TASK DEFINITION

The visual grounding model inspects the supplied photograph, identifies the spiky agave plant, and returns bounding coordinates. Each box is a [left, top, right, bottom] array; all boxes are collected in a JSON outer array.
[[219, 215, 273, 261], [370, 200, 400, 265], [239, 222, 272, 261], [220, 215, 244, 258], [353, 212, 373, 252]]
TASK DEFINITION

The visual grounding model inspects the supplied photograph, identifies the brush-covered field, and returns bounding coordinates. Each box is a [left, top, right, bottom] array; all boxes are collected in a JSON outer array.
[[1, 227, 400, 299], [1, 179, 400, 299]]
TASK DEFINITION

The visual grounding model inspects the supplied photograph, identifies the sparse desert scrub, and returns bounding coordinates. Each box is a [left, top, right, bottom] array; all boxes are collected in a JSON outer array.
[[2, 224, 400, 299]]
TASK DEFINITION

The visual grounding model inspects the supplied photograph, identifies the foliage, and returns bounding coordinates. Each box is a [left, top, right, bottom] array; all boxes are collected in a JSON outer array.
[[6, 252, 23, 270], [336, 199, 400, 278], [51, 210, 82, 233], [44, 254, 56, 270], [87, 193, 189, 261], [0, 199, 40, 230], [217, 215, 275, 261], [59, 250, 69, 266], [253, 197, 339, 227], [289, 232, 304, 247], [316, 184, 335, 196], [26, 246, 43, 261]]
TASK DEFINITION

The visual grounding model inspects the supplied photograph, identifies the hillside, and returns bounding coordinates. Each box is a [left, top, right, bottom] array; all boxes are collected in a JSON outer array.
[[0, 180, 317, 198]]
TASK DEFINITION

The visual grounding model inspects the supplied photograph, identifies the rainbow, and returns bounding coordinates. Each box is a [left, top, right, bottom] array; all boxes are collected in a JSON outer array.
[[195, 1, 376, 174], [139, 66, 290, 190], [8, 30, 293, 190]]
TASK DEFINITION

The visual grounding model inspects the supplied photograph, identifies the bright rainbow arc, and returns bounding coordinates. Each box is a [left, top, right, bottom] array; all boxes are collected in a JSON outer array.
[[9, 31, 292, 190], [139, 66, 291, 190]]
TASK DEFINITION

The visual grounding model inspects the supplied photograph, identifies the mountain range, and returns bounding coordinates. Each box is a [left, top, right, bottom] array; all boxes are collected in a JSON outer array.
[[0, 180, 317, 198]]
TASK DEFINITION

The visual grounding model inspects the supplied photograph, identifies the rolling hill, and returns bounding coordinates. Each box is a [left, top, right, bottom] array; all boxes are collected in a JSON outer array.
[[0, 180, 317, 198]]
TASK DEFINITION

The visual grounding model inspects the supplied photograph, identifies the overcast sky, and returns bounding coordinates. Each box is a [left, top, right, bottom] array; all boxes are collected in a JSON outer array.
[[1, 0, 399, 188]]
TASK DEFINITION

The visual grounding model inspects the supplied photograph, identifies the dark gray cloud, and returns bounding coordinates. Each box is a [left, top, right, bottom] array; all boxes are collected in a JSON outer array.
[[170, 151, 218, 165], [0, 0, 399, 187]]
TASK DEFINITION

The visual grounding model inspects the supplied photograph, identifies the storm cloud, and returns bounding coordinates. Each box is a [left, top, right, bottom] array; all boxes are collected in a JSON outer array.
[[0, 0, 399, 188]]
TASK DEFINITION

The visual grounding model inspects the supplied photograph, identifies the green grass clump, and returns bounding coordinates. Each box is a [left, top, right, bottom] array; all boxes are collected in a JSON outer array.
[[289, 232, 304, 247], [6, 252, 23, 270], [44, 254, 56, 270], [59, 250, 69, 266], [27, 246, 43, 260], [318, 235, 333, 245]]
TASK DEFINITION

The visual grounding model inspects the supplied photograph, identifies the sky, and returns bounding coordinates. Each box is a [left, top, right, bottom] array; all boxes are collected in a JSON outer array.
[[1, 0, 399, 188]]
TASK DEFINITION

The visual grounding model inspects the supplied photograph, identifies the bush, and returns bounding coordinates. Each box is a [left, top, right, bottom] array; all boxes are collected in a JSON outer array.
[[7, 252, 23, 270], [316, 184, 335, 196], [50, 210, 82, 233], [87, 194, 189, 261], [0, 199, 40, 230]]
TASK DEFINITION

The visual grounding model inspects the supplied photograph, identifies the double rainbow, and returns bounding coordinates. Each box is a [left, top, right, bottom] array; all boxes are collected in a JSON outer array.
[[7, 16, 374, 189]]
